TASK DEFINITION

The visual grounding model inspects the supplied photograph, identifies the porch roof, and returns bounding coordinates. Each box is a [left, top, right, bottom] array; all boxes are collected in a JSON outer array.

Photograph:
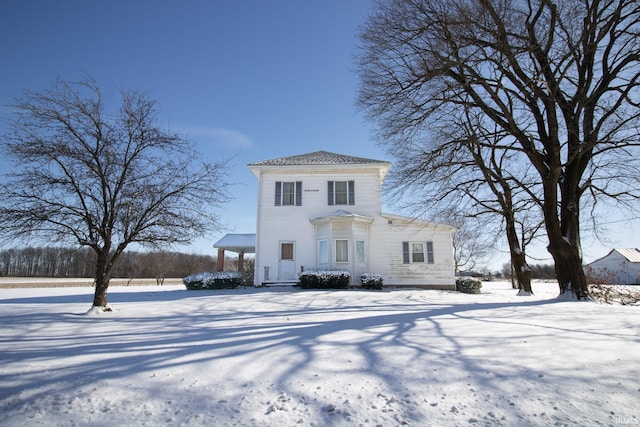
[[213, 233, 256, 253], [310, 209, 374, 225]]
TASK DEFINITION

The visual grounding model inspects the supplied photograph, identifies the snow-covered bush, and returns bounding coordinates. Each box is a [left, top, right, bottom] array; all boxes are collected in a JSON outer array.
[[456, 277, 482, 294], [183, 271, 243, 290], [298, 270, 350, 289], [360, 273, 384, 290]]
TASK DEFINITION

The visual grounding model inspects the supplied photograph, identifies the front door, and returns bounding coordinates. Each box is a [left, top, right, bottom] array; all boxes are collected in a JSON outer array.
[[278, 241, 296, 280]]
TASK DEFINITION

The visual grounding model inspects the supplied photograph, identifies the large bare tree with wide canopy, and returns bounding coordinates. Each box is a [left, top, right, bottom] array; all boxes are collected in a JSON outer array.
[[0, 77, 232, 309], [357, 0, 640, 298]]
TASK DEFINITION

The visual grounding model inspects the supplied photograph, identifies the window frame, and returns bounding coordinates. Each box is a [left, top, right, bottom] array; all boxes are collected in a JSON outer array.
[[335, 181, 348, 205], [280, 242, 294, 260], [275, 181, 302, 206], [282, 182, 295, 205], [356, 240, 366, 263], [318, 239, 329, 264], [327, 180, 355, 206], [411, 242, 425, 263], [335, 239, 349, 263], [402, 241, 434, 264]]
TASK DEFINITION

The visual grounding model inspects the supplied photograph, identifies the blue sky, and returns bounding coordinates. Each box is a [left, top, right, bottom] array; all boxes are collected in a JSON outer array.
[[0, 0, 636, 268], [0, 1, 386, 251]]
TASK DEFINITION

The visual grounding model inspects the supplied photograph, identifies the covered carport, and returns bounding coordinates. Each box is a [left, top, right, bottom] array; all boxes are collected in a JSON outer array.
[[213, 233, 256, 272]]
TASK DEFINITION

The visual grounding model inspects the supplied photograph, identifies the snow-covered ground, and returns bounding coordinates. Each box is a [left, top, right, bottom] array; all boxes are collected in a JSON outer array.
[[0, 281, 638, 426]]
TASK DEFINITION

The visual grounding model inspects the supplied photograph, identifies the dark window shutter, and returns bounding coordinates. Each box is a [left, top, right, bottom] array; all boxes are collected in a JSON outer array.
[[348, 180, 355, 205], [295, 181, 302, 206], [427, 241, 434, 263], [328, 181, 334, 205], [275, 181, 282, 206], [402, 241, 410, 264]]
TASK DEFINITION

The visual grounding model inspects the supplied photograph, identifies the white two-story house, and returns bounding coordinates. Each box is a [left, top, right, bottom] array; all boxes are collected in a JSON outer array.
[[246, 151, 457, 289]]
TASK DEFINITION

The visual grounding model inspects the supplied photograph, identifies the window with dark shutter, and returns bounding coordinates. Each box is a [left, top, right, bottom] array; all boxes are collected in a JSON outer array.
[[295, 181, 302, 206], [402, 241, 434, 264], [402, 241, 410, 264], [275, 182, 282, 206], [335, 181, 348, 204], [276, 181, 302, 206], [427, 241, 434, 263], [328, 180, 355, 205], [282, 182, 295, 205], [348, 180, 355, 205], [412, 243, 425, 263]]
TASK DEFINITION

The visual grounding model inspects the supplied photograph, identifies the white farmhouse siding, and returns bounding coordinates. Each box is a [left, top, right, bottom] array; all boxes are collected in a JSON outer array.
[[248, 151, 457, 288], [585, 248, 640, 285], [369, 214, 456, 288]]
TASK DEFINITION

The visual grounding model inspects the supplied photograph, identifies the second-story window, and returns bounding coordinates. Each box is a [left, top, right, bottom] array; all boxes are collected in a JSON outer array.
[[328, 180, 355, 206], [275, 181, 302, 206]]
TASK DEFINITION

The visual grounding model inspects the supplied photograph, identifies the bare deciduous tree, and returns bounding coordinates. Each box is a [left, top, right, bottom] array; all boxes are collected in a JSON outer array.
[[0, 77, 232, 309], [357, 0, 640, 298], [384, 105, 544, 294]]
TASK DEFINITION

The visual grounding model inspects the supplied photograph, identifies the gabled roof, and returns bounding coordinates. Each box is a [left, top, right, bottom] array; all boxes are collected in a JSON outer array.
[[611, 248, 640, 263], [587, 248, 640, 265], [248, 150, 390, 167], [616, 248, 640, 262]]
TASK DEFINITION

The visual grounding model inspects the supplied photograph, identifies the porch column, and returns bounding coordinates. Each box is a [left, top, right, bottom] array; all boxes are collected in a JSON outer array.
[[216, 248, 225, 271], [238, 251, 245, 272]]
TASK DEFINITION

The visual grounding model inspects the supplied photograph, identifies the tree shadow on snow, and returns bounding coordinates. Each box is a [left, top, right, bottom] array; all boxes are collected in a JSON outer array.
[[0, 285, 268, 305], [0, 288, 632, 425]]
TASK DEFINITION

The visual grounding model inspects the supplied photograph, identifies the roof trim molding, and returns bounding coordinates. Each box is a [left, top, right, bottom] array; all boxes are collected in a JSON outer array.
[[248, 150, 390, 167], [247, 151, 392, 181], [381, 213, 459, 231], [587, 248, 640, 265]]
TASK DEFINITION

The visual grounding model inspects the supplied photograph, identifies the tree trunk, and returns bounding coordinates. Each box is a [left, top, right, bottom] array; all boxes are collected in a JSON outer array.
[[504, 214, 533, 295], [93, 276, 110, 308], [510, 264, 518, 289], [547, 236, 589, 299], [542, 176, 589, 299], [511, 251, 533, 295], [92, 250, 113, 309]]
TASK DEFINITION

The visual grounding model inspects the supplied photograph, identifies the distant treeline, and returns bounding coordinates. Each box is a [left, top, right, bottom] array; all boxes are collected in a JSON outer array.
[[499, 263, 556, 280], [525, 264, 556, 280], [461, 263, 557, 280], [0, 247, 245, 279]]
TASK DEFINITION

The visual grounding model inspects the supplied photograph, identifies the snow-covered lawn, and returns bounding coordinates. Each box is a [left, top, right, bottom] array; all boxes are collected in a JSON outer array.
[[0, 281, 638, 426]]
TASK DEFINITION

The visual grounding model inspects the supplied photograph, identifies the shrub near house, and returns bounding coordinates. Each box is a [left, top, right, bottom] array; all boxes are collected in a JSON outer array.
[[361, 273, 384, 290], [183, 272, 243, 290], [456, 277, 482, 294], [298, 270, 350, 289]]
